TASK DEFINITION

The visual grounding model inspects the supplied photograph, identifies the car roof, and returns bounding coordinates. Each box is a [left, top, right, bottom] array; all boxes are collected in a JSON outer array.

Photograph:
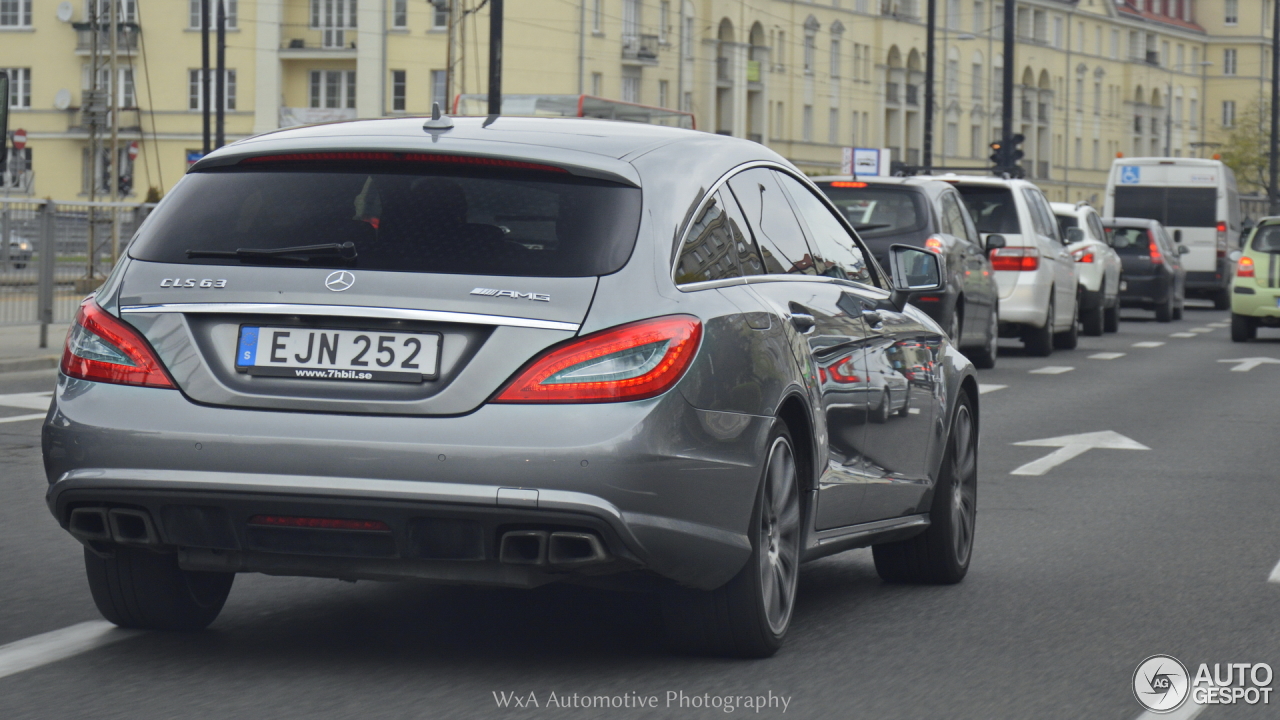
[[1049, 202, 1097, 216], [930, 174, 1032, 188], [1102, 216, 1160, 227], [809, 175, 959, 199]]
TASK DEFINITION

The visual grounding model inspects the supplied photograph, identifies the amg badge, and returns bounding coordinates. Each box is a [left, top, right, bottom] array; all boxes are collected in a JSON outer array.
[[471, 288, 551, 302]]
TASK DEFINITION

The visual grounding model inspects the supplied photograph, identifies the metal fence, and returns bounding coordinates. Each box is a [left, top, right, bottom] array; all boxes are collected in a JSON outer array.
[[0, 198, 156, 338]]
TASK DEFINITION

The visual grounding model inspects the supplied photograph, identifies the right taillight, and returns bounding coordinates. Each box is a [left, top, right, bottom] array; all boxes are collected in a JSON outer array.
[[1148, 231, 1163, 264], [492, 315, 701, 403], [989, 247, 1039, 271], [61, 299, 175, 389], [1072, 248, 1095, 263], [1217, 221, 1228, 258], [1237, 256, 1255, 278]]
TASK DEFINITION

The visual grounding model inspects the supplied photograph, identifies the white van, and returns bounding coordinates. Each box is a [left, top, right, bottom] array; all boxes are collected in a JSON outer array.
[[1103, 158, 1240, 309]]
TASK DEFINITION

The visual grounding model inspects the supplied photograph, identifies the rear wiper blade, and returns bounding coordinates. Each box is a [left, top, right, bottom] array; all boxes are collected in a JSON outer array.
[[186, 241, 357, 261]]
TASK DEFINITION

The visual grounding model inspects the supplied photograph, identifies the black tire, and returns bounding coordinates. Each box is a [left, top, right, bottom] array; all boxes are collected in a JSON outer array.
[[1213, 287, 1231, 311], [872, 391, 977, 584], [966, 305, 998, 370], [662, 422, 801, 658], [1053, 294, 1079, 350], [947, 306, 962, 344], [871, 391, 891, 424], [1103, 303, 1120, 333], [1023, 296, 1054, 357], [1155, 287, 1174, 322], [84, 546, 233, 630], [1231, 313, 1257, 342], [1172, 296, 1184, 321], [1081, 298, 1104, 336]]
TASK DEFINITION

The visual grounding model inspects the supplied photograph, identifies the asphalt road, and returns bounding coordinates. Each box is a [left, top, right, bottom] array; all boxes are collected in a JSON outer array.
[[0, 304, 1277, 719]]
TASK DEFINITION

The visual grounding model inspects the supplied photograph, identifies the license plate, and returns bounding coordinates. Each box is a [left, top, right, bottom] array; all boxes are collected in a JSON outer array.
[[1120, 280, 1128, 291], [235, 326, 440, 383]]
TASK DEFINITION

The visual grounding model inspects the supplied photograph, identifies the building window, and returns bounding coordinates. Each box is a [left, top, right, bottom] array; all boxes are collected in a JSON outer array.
[[972, 1, 983, 34], [947, 58, 958, 95], [1223, 49, 1237, 75], [311, 0, 357, 48], [92, 0, 138, 23], [0, 0, 31, 27], [308, 69, 355, 109], [659, 1, 669, 43], [592, 0, 601, 32], [2, 147, 31, 190], [972, 63, 983, 99], [945, 122, 958, 154], [971, 124, 982, 158], [1222, 100, 1235, 127], [1092, 139, 1099, 169], [591, 72, 602, 96], [432, 1, 449, 30], [947, 0, 960, 30], [830, 39, 841, 78], [803, 104, 813, 142], [430, 69, 447, 108], [1052, 16, 1063, 49], [803, 34, 815, 74], [1189, 97, 1198, 128], [828, 108, 838, 144], [683, 91, 693, 113], [2, 68, 30, 108], [658, 79, 668, 108], [774, 102, 784, 136], [1110, 30, 1119, 59], [188, 0, 236, 29], [1224, 0, 1238, 25], [622, 0, 640, 42], [188, 69, 235, 111], [392, 0, 407, 28], [621, 72, 640, 103], [391, 70, 405, 111]]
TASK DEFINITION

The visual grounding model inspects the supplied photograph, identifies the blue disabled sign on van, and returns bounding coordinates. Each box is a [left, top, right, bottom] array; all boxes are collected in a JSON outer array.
[[1119, 165, 1141, 184]]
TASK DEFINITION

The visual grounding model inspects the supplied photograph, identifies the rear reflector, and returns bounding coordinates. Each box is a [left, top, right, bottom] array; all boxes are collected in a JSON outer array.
[[239, 151, 567, 173], [493, 315, 702, 403], [61, 299, 176, 389], [989, 247, 1039, 271], [248, 515, 391, 532]]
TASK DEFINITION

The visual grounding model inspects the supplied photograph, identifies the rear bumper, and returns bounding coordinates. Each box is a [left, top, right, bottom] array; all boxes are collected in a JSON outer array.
[[1118, 273, 1170, 307], [1185, 266, 1229, 293], [993, 268, 1052, 327], [1231, 282, 1280, 318], [44, 376, 771, 590]]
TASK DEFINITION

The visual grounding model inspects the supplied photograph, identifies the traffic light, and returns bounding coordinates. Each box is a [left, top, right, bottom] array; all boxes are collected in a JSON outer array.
[[989, 141, 1004, 167], [1009, 133, 1026, 164]]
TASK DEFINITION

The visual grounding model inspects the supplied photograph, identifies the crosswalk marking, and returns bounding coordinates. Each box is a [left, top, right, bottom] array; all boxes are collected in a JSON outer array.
[[1189, 328, 1213, 333], [1089, 352, 1125, 360], [1132, 341, 1166, 348], [0, 621, 140, 681], [977, 384, 1007, 395], [0, 391, 52, 411], [1029, 366, 1074, 375], [1169, 332, 1196, 338]]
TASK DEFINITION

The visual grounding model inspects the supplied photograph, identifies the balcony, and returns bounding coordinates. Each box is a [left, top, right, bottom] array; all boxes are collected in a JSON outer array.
[[905, 84, 919, 105], [1021, 99, 1033, 120], [74, 23, 140, 55], [1037, 102, 1048, 122], [280, 24, 357, 58], [886, 82, 899, 103], [622, 34, 659, 64]]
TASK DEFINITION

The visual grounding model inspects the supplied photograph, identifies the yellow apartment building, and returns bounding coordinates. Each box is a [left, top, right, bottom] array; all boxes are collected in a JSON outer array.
[[0, 0, 1273, 204]]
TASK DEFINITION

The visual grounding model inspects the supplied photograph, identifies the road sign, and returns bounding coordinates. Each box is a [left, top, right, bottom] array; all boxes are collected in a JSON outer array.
[[1119, 165, 1140, 184], [11, 128, 26, 150], [127, 141, 139, 161], [1010, 430, 1149, 476], [1217, 357, 1280, 372]]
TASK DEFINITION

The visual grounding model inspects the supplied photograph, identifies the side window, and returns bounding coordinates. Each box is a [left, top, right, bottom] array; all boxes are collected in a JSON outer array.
[[1022, 187, 1058, 241], [955, 193, 981, 244], [675, 190, 744, 285], [774, 172, 877, 287], [939, 193, 968, 239], [727, 168, 816, 276], [1088, 212, 1106, 243]]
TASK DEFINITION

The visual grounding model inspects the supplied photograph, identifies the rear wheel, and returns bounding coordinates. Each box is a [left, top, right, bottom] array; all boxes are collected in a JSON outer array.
[[1213, 287, 1231, 311], [947, 306, 963, 344], [84, 547, 233, 630], [1081, 298, 1105, 336], [1231, 313, 1257, 342], [662, 423, 801, 658], [1023, 296, 1054, 357], [873, 391, 977, 584], [1103, 302, 1120, 333], [1155, 291, 1173, 323], [1053, 294, 1079, 350], [966, 306, 998, 370]]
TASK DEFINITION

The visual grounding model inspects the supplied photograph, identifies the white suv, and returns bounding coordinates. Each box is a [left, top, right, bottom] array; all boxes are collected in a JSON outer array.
[[949, 176, 1078, 356], [1051, 202, 1122, 336]]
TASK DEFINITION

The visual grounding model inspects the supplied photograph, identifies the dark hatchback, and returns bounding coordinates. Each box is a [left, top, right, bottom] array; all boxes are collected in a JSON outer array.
[[1103, 217, 1188, 322], [815, 177, 1001, 368]]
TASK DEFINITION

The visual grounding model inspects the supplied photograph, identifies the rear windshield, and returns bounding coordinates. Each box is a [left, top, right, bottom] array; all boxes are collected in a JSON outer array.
[[128, 164, 642, 277], [1055, 213, 1077, 240], [1107, 226, 1152, 255], [1250, 224, 1280, 253], [956, 185, 1021, 234], [1113, 186, 1216, 228], [815, 184, 928, 239]]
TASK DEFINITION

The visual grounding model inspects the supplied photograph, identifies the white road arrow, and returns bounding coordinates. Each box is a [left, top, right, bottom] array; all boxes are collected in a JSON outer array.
[[1011, 430, 1150, 476], [1217, 357, 1280, 372]]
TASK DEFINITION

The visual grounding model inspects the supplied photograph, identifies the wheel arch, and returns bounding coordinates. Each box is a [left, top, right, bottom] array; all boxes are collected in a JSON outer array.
[[775, 392, 816, 497]]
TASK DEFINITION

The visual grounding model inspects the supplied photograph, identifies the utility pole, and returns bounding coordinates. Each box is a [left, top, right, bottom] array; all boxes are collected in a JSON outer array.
[[923, 0, 936, 170], [1270, 1, 1279, 214], [201, 0, 210, 155], [488, 0, 503, 115], [109, 0, 120, 265], [87, 0, 100, 281], [1000, 0, 1015, 172], [444, 0, 455, 106], [216, 0, 225, 149]]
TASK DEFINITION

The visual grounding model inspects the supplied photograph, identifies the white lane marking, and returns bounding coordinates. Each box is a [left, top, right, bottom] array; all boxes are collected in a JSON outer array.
[[0, 413, 46, 425], [1218, 357, 1280, 372], [978, 384, 1007, 395], [0, 621, 140, 680], [1208, 322, 1230, 328], [1268, 558, 1280, 584], [1132, 701, 1207, 720], [1089, 352, 1126, 360], [0, 391, 52, 411], [907, 408, 921, 415], [1011, 431, 1150, 476], [1132, 341, 1166, 348], [1189, 328, 1213, 333], [1169, 332, 1197, 338], [1029, 366, 1074, 374]]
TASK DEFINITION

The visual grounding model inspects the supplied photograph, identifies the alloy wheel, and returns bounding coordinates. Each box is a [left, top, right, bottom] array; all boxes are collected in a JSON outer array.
[[758, 436, 801, 636], [949, 405, 977, 567]]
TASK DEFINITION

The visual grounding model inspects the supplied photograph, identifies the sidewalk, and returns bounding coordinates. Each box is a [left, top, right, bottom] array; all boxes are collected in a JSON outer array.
[[0, 324, 67, 374]]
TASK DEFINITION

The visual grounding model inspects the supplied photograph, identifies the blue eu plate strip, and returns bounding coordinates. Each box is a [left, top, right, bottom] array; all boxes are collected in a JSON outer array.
[[237, 327, 259, 367]]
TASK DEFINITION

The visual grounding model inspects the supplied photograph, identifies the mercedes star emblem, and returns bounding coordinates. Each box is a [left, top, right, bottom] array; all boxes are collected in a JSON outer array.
[[324, 270, 355, 292]]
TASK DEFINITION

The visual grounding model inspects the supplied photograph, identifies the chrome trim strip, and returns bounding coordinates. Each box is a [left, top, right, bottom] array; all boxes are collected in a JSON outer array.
[[814, 513, 930, 545], [120, 302, 581, 332]]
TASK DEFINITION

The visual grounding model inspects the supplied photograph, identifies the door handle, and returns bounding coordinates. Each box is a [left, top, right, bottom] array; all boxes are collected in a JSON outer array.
[[789, 312, 816, 333]]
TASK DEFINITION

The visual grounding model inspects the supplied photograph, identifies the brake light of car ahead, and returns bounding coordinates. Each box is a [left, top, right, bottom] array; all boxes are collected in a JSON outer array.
[[61, 299, 175, 389], [1148, 232, 1163, 264], [1217, 221, 1228, 258], [493, 315, 702, 403], [989, 247, 1039, 271], [1237, 255, 1256, 278], [1071, 248, 1095, 263], [924, 235, 946, 253]]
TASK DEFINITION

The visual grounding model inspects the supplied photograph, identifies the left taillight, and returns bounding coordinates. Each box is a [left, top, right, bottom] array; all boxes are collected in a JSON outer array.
[[61, 299, 176, 389], [492, 315, 701, 404]]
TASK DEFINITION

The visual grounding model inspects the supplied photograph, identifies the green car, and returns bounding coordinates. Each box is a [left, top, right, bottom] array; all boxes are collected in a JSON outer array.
[[1230, 218, 1280, 341]]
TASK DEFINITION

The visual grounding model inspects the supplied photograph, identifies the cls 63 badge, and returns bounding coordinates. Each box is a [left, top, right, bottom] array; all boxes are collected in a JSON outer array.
[[160, 278, 227, 288]]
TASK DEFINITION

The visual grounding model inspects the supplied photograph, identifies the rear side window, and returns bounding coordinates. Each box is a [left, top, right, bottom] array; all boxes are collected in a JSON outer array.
[[1087, 212, 1107, 242], [727, 168, 816, 276], [939, 193, 970, 241], [1250, 224, 1280, 253], [129, 164, 642, 278], [675, 190, 746, 284], [1114, 187, 1217, 228], [1108, 227, 1152, 255], [1022, 188, 1059, 241], [957, 185, 1021, 234], [775, 174, 875, 286], [815, 184, 929, 239]]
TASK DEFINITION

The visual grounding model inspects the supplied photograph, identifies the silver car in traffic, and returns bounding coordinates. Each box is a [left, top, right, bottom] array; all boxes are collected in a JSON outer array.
[[44, 116, 979, 657]]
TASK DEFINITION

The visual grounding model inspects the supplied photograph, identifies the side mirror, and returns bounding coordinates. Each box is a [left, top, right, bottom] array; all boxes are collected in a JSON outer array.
[[0, 71, 9, 174], [985, 234, 1007, 251], [883, 244, 945, 312], [1173, 229, 1183, 243], [1178, 245, 1190, 255], [1228, 249, 1243, 263], [1065, 227, 1086, 244]]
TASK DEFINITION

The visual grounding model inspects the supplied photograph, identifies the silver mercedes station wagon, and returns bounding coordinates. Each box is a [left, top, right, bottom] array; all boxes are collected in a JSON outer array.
[[44, 115, 979, 658]]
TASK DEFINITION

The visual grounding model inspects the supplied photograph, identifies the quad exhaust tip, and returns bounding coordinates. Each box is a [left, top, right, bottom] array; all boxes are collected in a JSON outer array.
[[68, 507, 112, 542], [69, 507, 160, 546], [498, 530, 609, 566]]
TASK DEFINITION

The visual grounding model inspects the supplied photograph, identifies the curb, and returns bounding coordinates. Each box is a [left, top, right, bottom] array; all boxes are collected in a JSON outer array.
[[0, 356, 60, 374]]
